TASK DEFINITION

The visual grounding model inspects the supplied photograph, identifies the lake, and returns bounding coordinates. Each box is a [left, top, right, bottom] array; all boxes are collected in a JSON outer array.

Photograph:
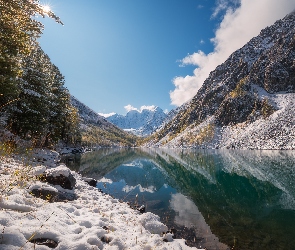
[[65, 148, 295, 250]]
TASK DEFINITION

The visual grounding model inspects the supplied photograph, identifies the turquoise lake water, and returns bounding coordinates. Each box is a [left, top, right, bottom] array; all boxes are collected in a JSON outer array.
[[66, 148, 295, 250]]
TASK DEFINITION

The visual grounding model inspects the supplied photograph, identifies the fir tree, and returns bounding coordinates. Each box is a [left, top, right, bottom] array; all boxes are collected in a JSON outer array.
[[0, 0, 62, 109], [8, 46, 80, 146], [0, 0, 80, 146]]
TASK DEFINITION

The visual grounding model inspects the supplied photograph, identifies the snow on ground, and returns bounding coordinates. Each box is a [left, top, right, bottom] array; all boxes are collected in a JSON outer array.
[[0, 150, 200, 250]]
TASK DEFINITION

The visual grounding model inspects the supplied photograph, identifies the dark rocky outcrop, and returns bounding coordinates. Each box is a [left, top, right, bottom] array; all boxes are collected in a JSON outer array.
[[57, 191, 77, 201], [82, 177, 97, 187], [29, 238, 58, 248], [42, 173, 76, 190], [30, 185, 77, 202], [30, 189, 59, 203]]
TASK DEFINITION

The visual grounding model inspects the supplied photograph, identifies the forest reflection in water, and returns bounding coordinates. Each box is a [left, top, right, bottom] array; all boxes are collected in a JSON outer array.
[[65, 148, 295, 250]]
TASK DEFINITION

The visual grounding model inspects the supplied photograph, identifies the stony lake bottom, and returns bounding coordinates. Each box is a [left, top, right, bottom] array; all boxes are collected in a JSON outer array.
[[63, 148, 295, 250]]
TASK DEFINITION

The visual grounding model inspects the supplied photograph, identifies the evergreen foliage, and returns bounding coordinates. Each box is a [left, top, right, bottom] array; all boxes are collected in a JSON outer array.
[[81, 124, 138, 148], [5, 46, 81, 146], [0, 0, 80, 147], [0, 0, 62, 108]]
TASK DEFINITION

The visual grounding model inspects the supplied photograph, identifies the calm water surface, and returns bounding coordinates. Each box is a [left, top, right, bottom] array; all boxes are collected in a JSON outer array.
[[66, 148, 295, 250]]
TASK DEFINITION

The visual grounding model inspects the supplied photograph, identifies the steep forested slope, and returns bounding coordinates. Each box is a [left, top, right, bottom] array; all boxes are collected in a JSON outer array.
[[0, 1, 79, 149], [1, 46, 80, 147], [71, 96, 138, 147]]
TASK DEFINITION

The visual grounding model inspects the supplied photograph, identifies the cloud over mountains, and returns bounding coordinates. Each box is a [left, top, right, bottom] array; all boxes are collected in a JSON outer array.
[[170, 0, 295, 106], [124, 104, 157, 113]]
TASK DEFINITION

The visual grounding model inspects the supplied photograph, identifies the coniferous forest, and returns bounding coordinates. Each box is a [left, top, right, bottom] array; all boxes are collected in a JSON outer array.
[[0, 0, 80, 148]]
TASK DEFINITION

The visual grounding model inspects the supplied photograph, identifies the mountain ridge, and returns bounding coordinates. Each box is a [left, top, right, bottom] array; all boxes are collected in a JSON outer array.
[[70, 96, 137, 147], [106, 106, 167, 136], [145, 11, 295, 150]]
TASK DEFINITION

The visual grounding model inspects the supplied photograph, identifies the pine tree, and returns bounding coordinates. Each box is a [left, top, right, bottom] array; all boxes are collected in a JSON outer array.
[[8, 46, 80, 146], [47, 64, 81, 145], [0, 0, 80, 146], [8, 47, 51, 140], [0, 0, 62, 109]]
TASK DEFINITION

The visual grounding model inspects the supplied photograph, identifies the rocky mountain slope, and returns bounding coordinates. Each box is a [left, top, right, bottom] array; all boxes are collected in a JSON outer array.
[[106, 106, 167, 136], [71, 96, 137, 147], [146, 11, 295, 149], [71, 96, 112, 128]]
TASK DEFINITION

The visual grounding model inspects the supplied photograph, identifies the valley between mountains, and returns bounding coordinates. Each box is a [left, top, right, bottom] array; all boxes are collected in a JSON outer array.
[[72, 11, 295, 150], [1, 5, 295, 250]]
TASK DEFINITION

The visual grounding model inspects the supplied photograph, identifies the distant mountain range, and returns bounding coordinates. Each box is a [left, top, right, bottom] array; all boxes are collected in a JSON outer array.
[[145, 11, 295, 150], [105, 107, 167, 136]]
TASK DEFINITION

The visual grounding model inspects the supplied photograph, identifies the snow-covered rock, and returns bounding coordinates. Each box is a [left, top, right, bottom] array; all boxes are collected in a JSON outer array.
[[44, 164, 76, 190], [139, 212, 168, 234]]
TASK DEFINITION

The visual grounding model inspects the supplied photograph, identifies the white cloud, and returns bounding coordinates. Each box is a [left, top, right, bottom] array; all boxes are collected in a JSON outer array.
[[98, 112, 116, 118], [101, 105, 159, 117], [124, 104, 157, 113], [124, 104, 138, 112], [140, 105, 156, 112], [212, 0, 240, 18], [170, 0, 295, 106], [98, 177, 113, 183]]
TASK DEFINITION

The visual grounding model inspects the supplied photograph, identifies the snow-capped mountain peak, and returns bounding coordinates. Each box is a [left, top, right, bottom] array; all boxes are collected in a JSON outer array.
[[106, 106, 167, 136]]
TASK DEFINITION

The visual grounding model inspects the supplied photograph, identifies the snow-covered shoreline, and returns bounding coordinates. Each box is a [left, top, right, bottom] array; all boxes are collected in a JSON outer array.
[[0, 149, 199, 249]]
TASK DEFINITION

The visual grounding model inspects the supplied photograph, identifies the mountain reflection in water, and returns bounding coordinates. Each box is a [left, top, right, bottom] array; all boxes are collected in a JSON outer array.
[[65, 148, 295, 250]]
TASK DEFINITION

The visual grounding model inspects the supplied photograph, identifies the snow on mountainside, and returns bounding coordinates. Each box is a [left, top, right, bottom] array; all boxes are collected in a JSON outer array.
[[70, 96, 109, 127], [146, 11, 295, 150], [106, 106, 167, 136]]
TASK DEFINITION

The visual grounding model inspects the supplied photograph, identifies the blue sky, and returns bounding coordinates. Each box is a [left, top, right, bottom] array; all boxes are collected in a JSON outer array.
[[39, 0, 295, 115]]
